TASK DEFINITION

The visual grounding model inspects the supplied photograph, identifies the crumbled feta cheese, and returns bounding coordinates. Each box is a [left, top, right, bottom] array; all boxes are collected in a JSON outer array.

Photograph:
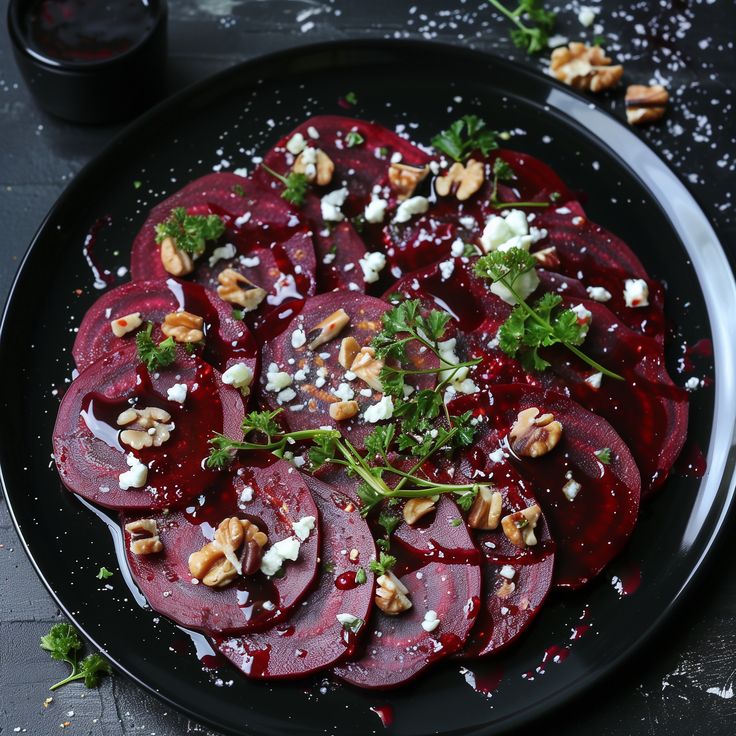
[[570, 303, 592, 337], [450, 239, 466, 257], [291, 329, 306, 348], [359, 251, 387, 283], [393, 196, 429, 223], [265, 364, 293, 392], [480, 211, 533, 254], [363, 396, 394, 423], [439, 259, 455, 281], [586, 285, 612, 302], [292, 515, 316, 542], [118, 453, 147, 490], [286, 132, 307, 155], [262, 600, 276, 611], [421, 610, 440, 633], [307, 125, 319, 139], [321, 187, 349, 222], [491, 268, 540, 306], [562, 477, 582, 501], [260, 535, 302, 576], [489, 448, 506, 463], [241, 255, 260, 268], [222, 363, 254, 394], [166, 383, 188, 404], [685, 376, 700, 391], [234, 212, 252, 227], [499, 565, 516, 580], [208, 242, 237, 267], [277, 387, 296, 404], [578, 6, 597, 26], [364, 197, 388, 224], [334, 382, 355, 401], [239, 485, 254, 504], [336, 613, 360, 627], [459, 215, 476, 230], [623, 279, 650, 308], [585, 372, 603, 390]]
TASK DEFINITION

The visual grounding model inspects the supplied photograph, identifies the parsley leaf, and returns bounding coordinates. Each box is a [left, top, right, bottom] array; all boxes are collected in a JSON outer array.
[[488, 0, 556, 55], [431, 115, 499, 162], [595, 447, 612, 464], [369, 552, 397, 576], [355, 567, 367, 585], [309, 434, 339, 470], [261, 164, 309, 207], [378, 510, 401, 537], [79, 654, 112, 688], [135, 322, 176, 372], [242, 408, 283, 440], [41, 623, 111, 691], [96, 567, 113, 580], [365, 424, 396, 459], [344, 91, 358, 106], [345, 130, 364, 147], [491, 158, 516, 202], [456, 488, 479, 512], [231, 183, 246, 197], [154, 207, 225, 256]]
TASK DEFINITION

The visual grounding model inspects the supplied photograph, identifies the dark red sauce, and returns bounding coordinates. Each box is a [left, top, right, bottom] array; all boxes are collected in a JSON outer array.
[[369, 705, 394, 728], [673, 441, 707, 478], [82, 215, 115, 289], [334, 571, 360, 590]]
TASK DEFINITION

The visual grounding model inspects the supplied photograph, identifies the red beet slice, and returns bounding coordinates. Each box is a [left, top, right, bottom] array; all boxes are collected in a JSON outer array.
[[121, 457, 320, 634], [309, 213, 367, 293], [72, 278, 258, 376], [449, 385, 641, 588], [334, 500, 481, 689], [214, 474, 375, 678], [52, 347, 244, 510], [260, 292, 437, 450]]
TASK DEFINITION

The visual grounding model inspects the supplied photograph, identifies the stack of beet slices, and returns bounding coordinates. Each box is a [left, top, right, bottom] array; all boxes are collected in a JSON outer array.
[[51, 114, 689, 690]]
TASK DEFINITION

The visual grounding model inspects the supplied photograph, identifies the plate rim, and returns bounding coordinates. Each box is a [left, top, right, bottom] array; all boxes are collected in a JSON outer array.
[[2, 37, 735, 736]]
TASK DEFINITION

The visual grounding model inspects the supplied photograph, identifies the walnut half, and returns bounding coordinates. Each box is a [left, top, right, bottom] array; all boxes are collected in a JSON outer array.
[[125, 518, 163, 555], [160, 236, 194, 277], [501, 504, 541, 548], [349, 347, 385, 392], [625, 84, 669, 125], [117, 406, 173, 450], [375, 571, 412, 615], [509, 407, 563, 458], [388, 162, 429, 201], [550, 43, 624, 93], [217, 268, 267, 311], [161, 310, 205, 343], [434, 159, 484, 201], [403, 498, 436, 525], [468, 485, 503, 530]]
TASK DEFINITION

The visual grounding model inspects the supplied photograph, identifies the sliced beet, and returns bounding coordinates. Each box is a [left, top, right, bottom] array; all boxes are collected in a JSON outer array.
[[121, 457, 320, 634], [52, 346, 243, 510], [309, 213, 367, 293], [334, 500, 481, 689], [449, 385, 641, 589], [214, 474, 375, 678], [72, 278, 258, 375], [260, 292, 437, 450]]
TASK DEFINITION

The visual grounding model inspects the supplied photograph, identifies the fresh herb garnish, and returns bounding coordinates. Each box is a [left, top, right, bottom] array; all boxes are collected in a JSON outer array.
[[154, 207, 225, 256], [486, 0, 557, 54], [341, 616, 364, 634], [133, 180, 142, 190], [232, 307, 245, 320], [450, 518, 463, 527], [475, 249, 623, 379], [355, 567, 367, 585], [323, 560, 336, 574], [40, 623, 111, 692], [344, 91, 358, 106], [135, 322, 176, 372], [594, 447, 612, 464], [345, 130, 364, 148], [369, 552, 397, 576], [96, 567, 113, 580], [431, 115, 499, 162], [491, 158, 516, 203], [231, 183, 246, 197], [261, 164, 309, 207], [593, 35, 606, 47]]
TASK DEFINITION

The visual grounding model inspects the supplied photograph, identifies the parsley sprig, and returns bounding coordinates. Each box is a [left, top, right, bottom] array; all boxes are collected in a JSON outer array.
[[40, 623, 112, 691], [154, 207, 225, 256], [475, 249, 624, 379], [136, 322, 177, 372], [261, 164, 309, 206], [487, 0, 557, 54], [369, 552, 397, 576], [431, 115, 500, 162]]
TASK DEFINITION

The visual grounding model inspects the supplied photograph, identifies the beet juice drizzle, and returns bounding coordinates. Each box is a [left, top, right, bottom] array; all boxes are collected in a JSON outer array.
[[23, 0, 158, 64]]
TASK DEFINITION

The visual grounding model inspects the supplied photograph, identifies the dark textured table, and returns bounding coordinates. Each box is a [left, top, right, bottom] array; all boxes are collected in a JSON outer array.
[[1, 1, 735, 734]]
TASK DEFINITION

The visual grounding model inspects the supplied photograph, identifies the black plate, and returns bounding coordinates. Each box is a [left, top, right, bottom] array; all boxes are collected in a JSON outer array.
[[1, 40, 735, 736]]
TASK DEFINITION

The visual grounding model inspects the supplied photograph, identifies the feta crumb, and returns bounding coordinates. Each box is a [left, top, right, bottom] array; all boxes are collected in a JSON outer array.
[[292, 515, 316, 541], [166, 383, 188, 404], [286, 132, 307, 155], [222, 363, 254, 394], [208, 242, 237, 267], [393, 196, 429, 223], [562, 477, 582, 501], [578, 6, 597, 26], [489, 448, 506, 463], [277, 387, 296, 404], [623, 279, 650, 308], [239, 485, 254, 504], [118, 453, 147, 490], [260, 536, 302, 576], [480, 211, 533, 254], [307, 125, 319, 139], [364, 197, 388, 224], [421, 610, 440, 633], [585, 372, 603, 390], [265, 365, 293, 392], [586, 285, 612, 302], [359, 251, 387, 283], [321, 187, 349, 222], [262, 600, 276, 611], [334, 382, 355, 401], [499, 565, 516, 580], [291, 329, 306, 348], [570, 303, 592, 336], [439, 259, 455, 281], [450, 239, 465, 257], [336, 612, 360, 627], [241, 255, 260, 268], [363, 396, 394, 423], [491, 268, 539, 306], [685, 376, 700, 391]]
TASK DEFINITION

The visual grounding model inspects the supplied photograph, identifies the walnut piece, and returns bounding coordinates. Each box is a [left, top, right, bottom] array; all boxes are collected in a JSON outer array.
[[509, 407, 563, 458], [625, 84, 669, 125], [375, 571, 412, 615], [110, 312, 142, 338], [496, 579, 516, 599], [125, 518, 163, 555], [468, 486, 503, 530], [329, 400, 360, 421], [338, 336, 361, 370], [161, 310, 205, 343], [188, 517, 268, 587], [388, 162, 429, 200], [549, 43, 624, 93], [117, 406, 173, 450], [501, 504, 541, 548], [532, 246, 560, 269], [160, 236, 194, 277], [216, 268, 267, 311], [434, 159, 484, 201], [307, 308, 350, 350], [350, 346, 385, 392], [293, 147, 334, 186], [402, 498, 436, 525]]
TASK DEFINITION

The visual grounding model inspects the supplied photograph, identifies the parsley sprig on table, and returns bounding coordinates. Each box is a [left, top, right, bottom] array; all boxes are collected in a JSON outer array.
[[154, 207, 225, 256], [487, 0, 557, 54], [261, 164, 309, 206], [40, 623, 112, 692], [475, 249, 624, 379], [136, 322, 176, 372], [431, 115, 499, 162]]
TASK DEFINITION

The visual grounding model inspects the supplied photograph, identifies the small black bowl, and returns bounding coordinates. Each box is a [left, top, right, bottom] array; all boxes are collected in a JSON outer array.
[[7, 0, 168, 124]]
